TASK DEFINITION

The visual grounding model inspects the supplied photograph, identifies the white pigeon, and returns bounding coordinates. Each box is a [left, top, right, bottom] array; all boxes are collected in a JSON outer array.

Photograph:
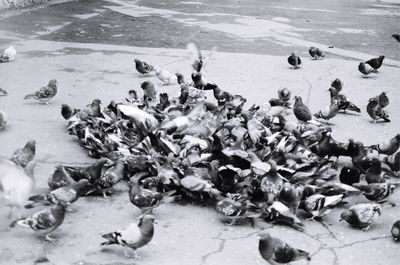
[[0, 46, 16, 63], [101, 214, 156, 258], [153, 65, 176, 85], [0, 158, 36, 218]]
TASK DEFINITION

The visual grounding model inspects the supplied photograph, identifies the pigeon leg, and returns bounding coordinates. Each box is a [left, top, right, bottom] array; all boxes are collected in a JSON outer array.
[[124, 248, 141, 259], [362, 225, 371, 232], [227, 218, 238, 226]]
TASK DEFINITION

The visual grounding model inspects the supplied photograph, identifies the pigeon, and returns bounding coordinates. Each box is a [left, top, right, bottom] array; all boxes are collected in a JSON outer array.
[[129, 176, 176, 213], [287, 53, 301, 69], [215, 194, 260, 224], [0, 111, 9, 131], [339, 166, 360, 186], [187, 42, 217, 90], [26, 179, 89, 208], [293, 96, 312, 123], [126, 89, 138, 104], [61, 104, 79, 120], [358, 62, 377, 77], [90, 159, 125, 197], [134, 59, 154, 75], [24, 79, 58, 104], [10, 140, 36, 168], [258, 231, 311, 264], [353, 182, 400, 203], [328, 87, 360, 113], [48, 165, 76, 190], [10, 203, 66, 241], [0, 159, 36, 218], [377, 92, 389, 109], [370, 134, 400, 155], [364, 157, 385, 184], [0, 46, 16, 63], [64, 158, 111, 183], [141, 81, 157, 104], [269, 88, 291, 107], [278, 183, 301, 214], [154, 66, 176, 85], [366, 96, 390, 122], [392, 220, 400, 242], [314, 101, 339, 123], [383, 151, 400, 172], [101, 214, 156, 258], [301, 193, 343, 218], [340, 203, 381, 231], [309, 47, 325, 59], [261, 201, 304, 231], [76, 99, 102, 121], [365, 56, 385, 71], [392, 34, 400, 42], [0, 87, 7, 96], [278, 87, 291, 102], [330, 78, 343, 92]]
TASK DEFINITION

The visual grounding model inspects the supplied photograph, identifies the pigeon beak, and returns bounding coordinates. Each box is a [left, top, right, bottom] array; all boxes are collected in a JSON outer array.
[[339, 218, 342, 222], [153, 220, 158, 224]]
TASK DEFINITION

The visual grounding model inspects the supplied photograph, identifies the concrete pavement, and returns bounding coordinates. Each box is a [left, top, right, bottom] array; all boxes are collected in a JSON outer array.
[[0, 1, 400, 264]]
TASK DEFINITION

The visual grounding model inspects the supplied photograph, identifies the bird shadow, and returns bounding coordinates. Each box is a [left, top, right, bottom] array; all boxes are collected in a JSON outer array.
[[361, 75, 377, 79], [369, 120, 390, 124], [338, 112, 361, 116], [137, 73, 154, 78]]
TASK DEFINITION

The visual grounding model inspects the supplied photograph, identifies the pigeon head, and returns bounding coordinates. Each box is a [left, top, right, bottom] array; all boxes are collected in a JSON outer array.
[[153, 65, 161, 73], [175, 73, 185, 84], [331, 78, 343, 90], [293, 96, 303, 105], [339, 210, 351, 222], [379, 55, 385, 60], [258, 230, 272, 240], [134, 58, 140, 64], [24, 140, 36, 152], [128, 90, 138, 99], [92, 99, 101, 105], [278, 87, 291, 101], [48, 79, 58, 88]]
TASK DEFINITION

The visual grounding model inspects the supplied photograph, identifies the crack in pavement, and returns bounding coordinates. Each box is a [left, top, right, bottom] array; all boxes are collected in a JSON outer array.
[[332, 235, 391, 249], [200, 231, 226, 265], [302, 76, 313, 106], [200, 229, 264, 264]]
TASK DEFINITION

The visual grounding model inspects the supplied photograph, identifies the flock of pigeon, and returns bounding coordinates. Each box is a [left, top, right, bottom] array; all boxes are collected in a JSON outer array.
[[1, 39, 400, 264]]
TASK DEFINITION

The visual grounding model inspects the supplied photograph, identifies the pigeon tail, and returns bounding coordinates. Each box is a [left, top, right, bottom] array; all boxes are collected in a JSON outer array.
[[24, 94, 36, 99], [101, 232, 119, 245], [347, 103, 361, 113], [10, 219, 29, 228], [296, 249, 311, 261], [28, 194, 45, 203]]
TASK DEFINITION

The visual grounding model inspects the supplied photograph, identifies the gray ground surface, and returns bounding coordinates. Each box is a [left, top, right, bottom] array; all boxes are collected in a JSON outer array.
[[0, 0, 400, 265]]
